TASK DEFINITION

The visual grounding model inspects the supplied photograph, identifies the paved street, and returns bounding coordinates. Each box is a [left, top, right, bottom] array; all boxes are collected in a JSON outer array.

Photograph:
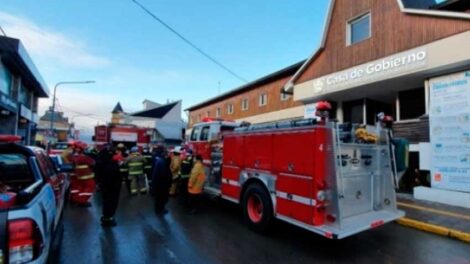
[[57, 190, 470, 264]]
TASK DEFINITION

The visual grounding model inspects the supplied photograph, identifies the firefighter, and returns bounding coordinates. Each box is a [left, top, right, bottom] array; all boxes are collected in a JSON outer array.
[[117, 143, 130, 194], [179, 149, 193, 205], [70, 142, 96, 207], [61, 143, 75, 164], [125, 146, 147, 195], [169, 148, 182, 196], [100, 145, 122, 227], [151, 146, 172, 214], [142, 146, 153, 183], [187, 155, 206, 214]]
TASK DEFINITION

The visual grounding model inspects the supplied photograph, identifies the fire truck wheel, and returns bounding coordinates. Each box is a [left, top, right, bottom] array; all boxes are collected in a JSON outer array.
[[242, 183, 273, 233]]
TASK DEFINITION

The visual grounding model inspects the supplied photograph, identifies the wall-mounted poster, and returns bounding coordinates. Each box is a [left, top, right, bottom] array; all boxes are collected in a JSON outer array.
[[429, 71, 470, 193]]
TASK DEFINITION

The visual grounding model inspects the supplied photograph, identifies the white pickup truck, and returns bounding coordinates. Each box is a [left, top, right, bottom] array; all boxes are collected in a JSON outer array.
[[0, 136, 70, 264]]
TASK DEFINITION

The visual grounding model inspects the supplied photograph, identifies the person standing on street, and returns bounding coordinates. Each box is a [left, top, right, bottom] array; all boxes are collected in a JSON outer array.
[[169, 149, 182, 196], [179, 149, 193, 205], [125, 147, 147, 195], [142, 146, 153, 184], [99, 144, 122, 227], [188, 155, 206, 214], [116, 143, 130, 194], [70, 142, 96, 207], [151, 146, 172, 214]]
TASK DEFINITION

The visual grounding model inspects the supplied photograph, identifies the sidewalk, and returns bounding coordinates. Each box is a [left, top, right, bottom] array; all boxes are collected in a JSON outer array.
[[396, 193, 470, 243]]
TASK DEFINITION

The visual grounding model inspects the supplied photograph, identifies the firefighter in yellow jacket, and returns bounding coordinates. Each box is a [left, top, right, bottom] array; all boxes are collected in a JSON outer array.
[[125, 147, 147, 195], [169, 149, 182, 195], [187, 155, 206, 213]]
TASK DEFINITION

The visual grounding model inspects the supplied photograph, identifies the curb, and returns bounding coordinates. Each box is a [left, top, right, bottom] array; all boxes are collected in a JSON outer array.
[[396, 217, 470, 243]]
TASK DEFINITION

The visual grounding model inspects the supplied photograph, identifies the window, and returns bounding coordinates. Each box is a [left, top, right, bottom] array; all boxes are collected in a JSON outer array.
[[198, 114, 202, 122], [348, 12, 371, 45], [259, 93, 267, 106], [19, 85, 31, 108], [190, 127, 201, 141], [200, 126, 210, 141], [399, 88, 425, 120], [241, 98, 249, 111], [343, 99, 364, 124], [0, 153, 33, 185], [0, 63, 12, 96], [227, 103, 234, 115], [216, 107, 221, 118], [206, 111, 210, 117], [280, 92, 290, 101]]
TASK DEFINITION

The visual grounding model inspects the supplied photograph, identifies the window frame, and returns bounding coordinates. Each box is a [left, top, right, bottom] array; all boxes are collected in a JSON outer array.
[[241, 98, 249, 111], [200, 126, 210, 141], [346, 11, 372, 46], [227, 103, 234, 115], [259, 93, 268, 106], [190, 126, 201, 141]]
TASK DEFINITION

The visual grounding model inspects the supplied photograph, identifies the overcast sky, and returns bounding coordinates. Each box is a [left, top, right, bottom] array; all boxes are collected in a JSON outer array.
[[1, 0, 328, 134]]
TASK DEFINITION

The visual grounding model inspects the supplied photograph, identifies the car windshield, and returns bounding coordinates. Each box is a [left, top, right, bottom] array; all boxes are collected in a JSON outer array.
[[0, 153, 34, 189]]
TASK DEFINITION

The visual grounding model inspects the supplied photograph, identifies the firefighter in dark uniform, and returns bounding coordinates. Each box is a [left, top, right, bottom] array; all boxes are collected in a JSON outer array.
[[117, 143, 130, 194], [179, 149, 193, 205], [99, 144, 122, 226], [142, 146, 153, 183]]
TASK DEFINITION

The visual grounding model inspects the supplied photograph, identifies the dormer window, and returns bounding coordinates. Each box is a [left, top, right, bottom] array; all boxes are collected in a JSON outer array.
[[347, 12, 371, 45]]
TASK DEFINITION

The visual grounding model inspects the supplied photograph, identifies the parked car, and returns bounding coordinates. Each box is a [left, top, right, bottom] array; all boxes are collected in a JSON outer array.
[[0, 135, 70, 263]]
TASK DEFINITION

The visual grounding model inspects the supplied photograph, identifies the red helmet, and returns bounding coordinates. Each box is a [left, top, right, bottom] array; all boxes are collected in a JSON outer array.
[[316, 101, 332, 111]]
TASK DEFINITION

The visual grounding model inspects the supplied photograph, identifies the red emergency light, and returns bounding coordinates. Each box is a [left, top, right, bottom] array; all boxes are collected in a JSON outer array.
[[0, 135, 22, 143], [201, 117, 235, 123]]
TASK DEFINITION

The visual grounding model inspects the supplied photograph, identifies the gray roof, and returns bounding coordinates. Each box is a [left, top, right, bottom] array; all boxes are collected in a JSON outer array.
[[185, 60, 305, 111], [0, 36, 49, 97]]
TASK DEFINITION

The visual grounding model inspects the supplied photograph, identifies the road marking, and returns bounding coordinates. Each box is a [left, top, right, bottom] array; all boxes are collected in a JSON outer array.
[[397, 217, 470, 243], [397, 202, 470, 221]]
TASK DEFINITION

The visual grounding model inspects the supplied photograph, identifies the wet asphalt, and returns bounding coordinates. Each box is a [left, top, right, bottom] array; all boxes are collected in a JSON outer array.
[[57, 189, 470, 264]]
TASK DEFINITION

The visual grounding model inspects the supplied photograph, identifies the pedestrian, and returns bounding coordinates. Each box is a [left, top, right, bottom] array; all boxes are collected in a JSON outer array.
[[70, 142, 96, 207], [169, 148, 182, 196], [151, 146, 172, 214], [187, 155, 206, 214], [125, 146, 147, 195], [179, 149, 193, 205], [99, 145, 122, 227]]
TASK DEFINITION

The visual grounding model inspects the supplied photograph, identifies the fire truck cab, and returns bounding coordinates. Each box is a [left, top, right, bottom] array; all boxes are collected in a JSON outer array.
[[188, 118, 239, 189], [188, 116, 404, 239]]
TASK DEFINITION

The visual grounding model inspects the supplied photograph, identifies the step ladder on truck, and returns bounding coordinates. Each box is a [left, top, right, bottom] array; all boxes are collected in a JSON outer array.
[[187, 102, 406, 239]]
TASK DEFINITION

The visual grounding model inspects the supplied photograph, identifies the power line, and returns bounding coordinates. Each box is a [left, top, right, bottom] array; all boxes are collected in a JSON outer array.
[[130, 0, 248, 83]]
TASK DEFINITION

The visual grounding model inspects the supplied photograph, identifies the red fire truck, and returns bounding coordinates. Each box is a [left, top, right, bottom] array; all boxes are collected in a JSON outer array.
[[93, 124, 154, 148], [188, 111, 405, 239]]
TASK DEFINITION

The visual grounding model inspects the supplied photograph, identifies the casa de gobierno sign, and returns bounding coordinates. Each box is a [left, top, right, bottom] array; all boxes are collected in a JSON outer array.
[[311, 48, 428, 95]]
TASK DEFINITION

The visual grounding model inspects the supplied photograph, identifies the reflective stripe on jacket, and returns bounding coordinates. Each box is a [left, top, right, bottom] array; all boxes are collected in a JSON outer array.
[[188, 161, 206, 194], [72, 154, 95, 181], [126, 154, 146, 176]]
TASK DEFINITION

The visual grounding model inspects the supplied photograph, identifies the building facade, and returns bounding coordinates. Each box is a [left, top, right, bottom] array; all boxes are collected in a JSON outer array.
[[36, 108, 73, 143], [284, 0, 470, 206], [0, 36, 49, 144], [186, 61, 305, 128]]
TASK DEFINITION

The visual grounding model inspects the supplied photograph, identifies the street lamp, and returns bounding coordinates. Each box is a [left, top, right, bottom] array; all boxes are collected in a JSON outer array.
[[49, 81, 95, 146]]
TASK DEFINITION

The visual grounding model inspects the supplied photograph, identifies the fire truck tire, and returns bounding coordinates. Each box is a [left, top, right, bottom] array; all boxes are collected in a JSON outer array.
[[242, 183, 273, 233]]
